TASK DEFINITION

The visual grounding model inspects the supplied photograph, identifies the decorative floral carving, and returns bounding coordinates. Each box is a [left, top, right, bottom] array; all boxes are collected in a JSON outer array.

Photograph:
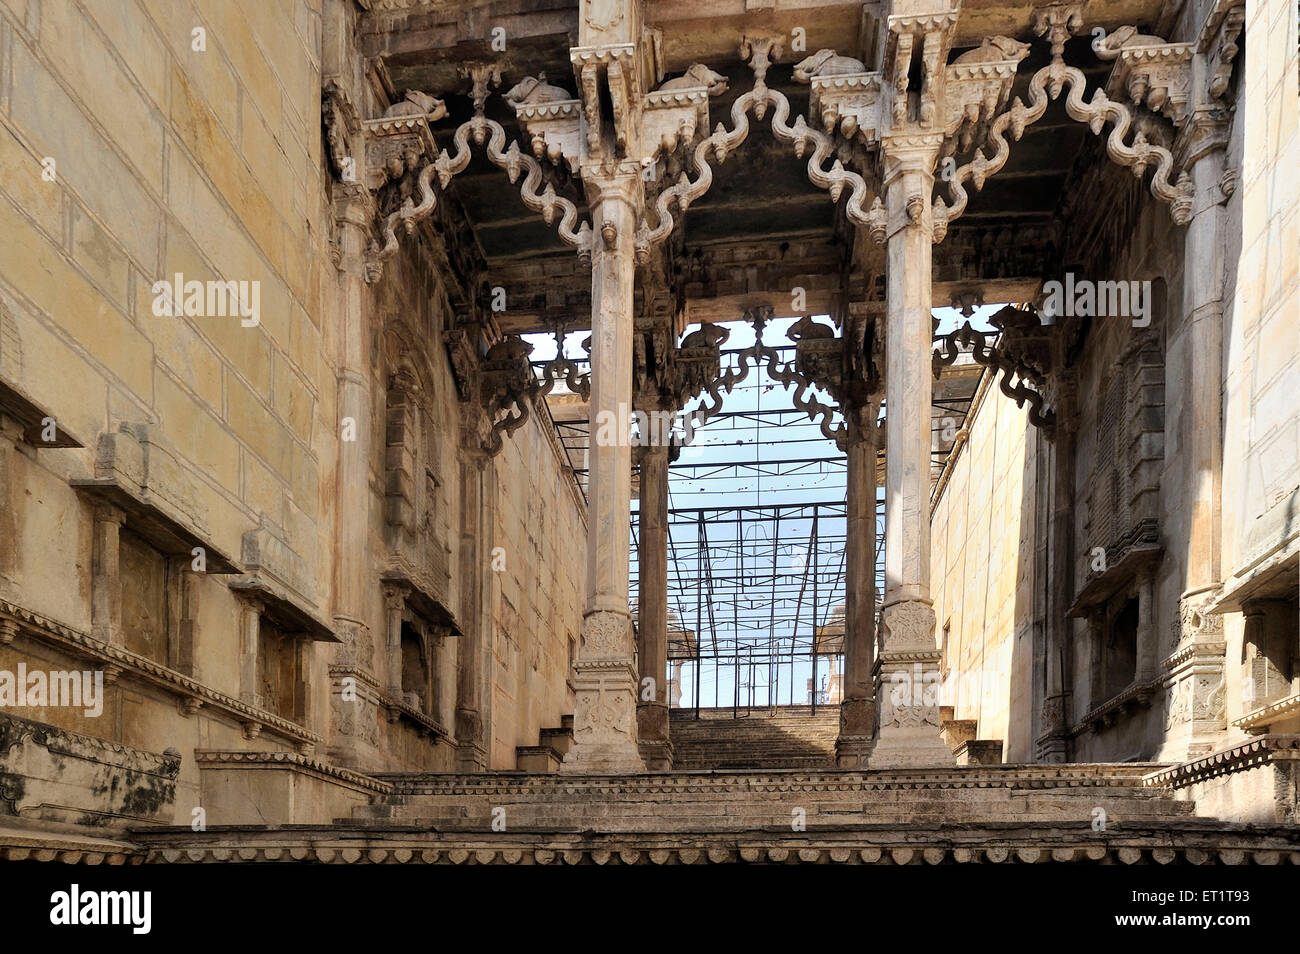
[[879, 697, 940, 729], [1164, 680, 1190, 730], [880, 601, 937, 651], [581, 611, 632, 660], [1193, 673, 1227, 723]]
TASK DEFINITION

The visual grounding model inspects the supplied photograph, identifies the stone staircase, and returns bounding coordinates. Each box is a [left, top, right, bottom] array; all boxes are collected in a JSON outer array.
[[514, 715, 573, 772], [669, 706, 839, 770]]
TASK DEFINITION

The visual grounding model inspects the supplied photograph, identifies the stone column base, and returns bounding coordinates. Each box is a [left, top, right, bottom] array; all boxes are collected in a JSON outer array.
[[835, 696, 875, 767], [455, 707, 487, 772], [869, 602, 955, 769], [561, 611, 646, 775], [1035, 693, 1071, 762], [637, 702, 673, 771], [1156, 600, 1228, 763], [561, 662, 646, 774]]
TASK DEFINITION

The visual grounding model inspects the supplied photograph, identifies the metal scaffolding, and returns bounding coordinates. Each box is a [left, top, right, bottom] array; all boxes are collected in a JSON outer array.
[[532, 312, 994, 717]]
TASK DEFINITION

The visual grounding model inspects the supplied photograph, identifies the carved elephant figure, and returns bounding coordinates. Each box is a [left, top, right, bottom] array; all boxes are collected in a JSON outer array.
[[793, 49, 868, 83], [679, 323, 730, 351], [485, 336, 533, 365], [383, 89, 448, 121], [786, 315, 835, 341], [503, 73, 574, 110], [952, 35, 1030, 64], [1098, 24, 1168, 52], [657, 64, 729, 96]]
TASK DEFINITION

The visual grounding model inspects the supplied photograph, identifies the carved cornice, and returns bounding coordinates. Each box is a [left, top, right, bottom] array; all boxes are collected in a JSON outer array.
[[1234, 695, 1300, 735], [1071, 676, 1163, 736], [194, 750, 396, 795], [0, 599, 323, 750], [1143, 734, 1300, 788], [132, 833, 1300, 866]]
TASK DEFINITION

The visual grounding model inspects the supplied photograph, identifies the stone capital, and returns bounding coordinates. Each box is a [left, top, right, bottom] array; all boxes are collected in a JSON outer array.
[[879, 133, 944, 183], [92, 503, 127, 527], [582, 168, 643, 209], [381, 583, 410, 613]]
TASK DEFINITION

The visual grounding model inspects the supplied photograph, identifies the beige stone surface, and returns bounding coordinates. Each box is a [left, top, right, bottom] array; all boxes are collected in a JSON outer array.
[[0, 0, 1293, 854]]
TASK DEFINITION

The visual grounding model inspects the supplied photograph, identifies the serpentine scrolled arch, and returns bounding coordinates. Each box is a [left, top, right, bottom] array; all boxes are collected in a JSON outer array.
[[636, 41, 880, 263], [935, 26, 1194, 242], [371, 107, 593, 272]]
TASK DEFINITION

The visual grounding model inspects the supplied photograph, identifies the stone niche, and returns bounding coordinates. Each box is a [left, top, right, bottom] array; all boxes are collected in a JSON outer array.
[[0, 712, 180, 828]]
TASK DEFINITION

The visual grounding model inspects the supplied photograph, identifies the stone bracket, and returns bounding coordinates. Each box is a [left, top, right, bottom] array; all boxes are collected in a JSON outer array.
[[1102, 40, 1194, 126]]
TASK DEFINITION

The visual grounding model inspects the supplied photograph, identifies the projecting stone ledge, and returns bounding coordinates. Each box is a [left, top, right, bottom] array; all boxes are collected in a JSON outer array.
[[125, 823, 1300, 866], [12, 763, 1298, 865]]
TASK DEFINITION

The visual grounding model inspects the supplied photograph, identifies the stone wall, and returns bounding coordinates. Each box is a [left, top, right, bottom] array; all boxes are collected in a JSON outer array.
[[0, 0, 333, 824], [0, 0, 588, 820], [489, 398, 584, 768], [1215, 0, 1300, 730], [930, 369, 1040, 762]]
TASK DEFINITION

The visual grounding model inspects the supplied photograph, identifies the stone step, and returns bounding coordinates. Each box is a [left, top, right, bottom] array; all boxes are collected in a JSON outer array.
[[668, 709, 840, 770], [348, 766, 1201, 832], [514, 723, 574, 772]]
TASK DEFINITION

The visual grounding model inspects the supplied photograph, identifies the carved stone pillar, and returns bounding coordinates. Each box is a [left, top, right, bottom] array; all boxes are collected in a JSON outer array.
[[636, 438, 672, 771], [1135, 564, 1159, 682], [329, 183, 378, 766], [0, 419, 19, 588], [1159, 86, 1233, 761], [382, 582, 408, 698], [561, 172, 646, 775], [1038, 377, 1077, 761], [836, 401, 878, 767], [1085, 605, 1107, 709], [456, 449, 488, 771], [430, 623, 453, 730], [1176, 112, 1229, 598], [236, 593, 263, 708], [90, 504, 126, 645], [872, 133, 954, 768]]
